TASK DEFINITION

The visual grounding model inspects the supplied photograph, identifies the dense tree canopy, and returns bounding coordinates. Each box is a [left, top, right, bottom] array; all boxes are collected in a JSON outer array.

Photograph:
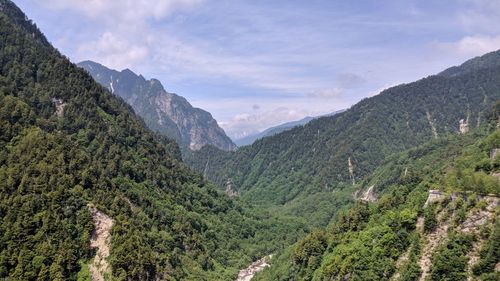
[[0, 1, 306, 280]]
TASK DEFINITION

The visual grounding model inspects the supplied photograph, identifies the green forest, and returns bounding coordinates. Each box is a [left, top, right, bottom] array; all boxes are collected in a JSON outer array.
[[0, 1, 305, 280], [0, 0, 499, 280], [254, 105, 500, 281], [186, 46, 500, 227]]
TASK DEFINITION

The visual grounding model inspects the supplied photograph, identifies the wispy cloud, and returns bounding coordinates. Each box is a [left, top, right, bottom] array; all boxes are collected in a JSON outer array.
[[41, 0, 203, 22], [15, 0, 500, 139], [77, 32, 150, 70], [432, 34, 500, 57]]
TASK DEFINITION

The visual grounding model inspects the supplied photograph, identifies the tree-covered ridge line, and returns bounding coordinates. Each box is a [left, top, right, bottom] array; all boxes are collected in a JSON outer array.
[[0, 1, 306, 280], [253, 107, 500, 281], [185, 48, 500, 228]]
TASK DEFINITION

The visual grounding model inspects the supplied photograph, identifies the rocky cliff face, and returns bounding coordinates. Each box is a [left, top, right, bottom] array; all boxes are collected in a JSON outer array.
[[78, 60, 236, 151]]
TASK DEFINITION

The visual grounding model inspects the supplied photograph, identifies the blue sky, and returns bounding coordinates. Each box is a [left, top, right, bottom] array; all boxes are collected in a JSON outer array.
[[15, 0, 500, 139]]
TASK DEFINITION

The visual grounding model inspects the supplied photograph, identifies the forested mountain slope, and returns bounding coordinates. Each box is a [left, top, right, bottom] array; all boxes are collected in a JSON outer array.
[[254, 105, 500, 281], [77, 60, 236, 151], [187, 50, 500, 221], [0, 1, 303, 280]]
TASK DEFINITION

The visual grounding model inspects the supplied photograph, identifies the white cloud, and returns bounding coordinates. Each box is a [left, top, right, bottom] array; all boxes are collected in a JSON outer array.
[[200, 94, 348, 139], [29, 0, 500, 136], [433, 35, 500, 57], [77, 32, 149, 70], [306, 88, 343, 99], [223, 107, 310, 139], [42, 0, 203, 22]]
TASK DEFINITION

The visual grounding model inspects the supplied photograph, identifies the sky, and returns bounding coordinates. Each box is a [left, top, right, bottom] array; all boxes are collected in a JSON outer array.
[[14, 0, 500, 140]]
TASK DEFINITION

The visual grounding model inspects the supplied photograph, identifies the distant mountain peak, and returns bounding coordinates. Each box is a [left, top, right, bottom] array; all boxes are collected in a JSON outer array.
[[78, 60, 236, 151], [234, 110, 344, 146]]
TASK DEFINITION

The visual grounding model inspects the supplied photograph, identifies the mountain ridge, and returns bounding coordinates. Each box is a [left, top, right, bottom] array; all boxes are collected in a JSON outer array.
[[78, 60, 236, 151], [186, 49, 500, 226], [0, 2, 303, 280], [234, 110, 345, 147]]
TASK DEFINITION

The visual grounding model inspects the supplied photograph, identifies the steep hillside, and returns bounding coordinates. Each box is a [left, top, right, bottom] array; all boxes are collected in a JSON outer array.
[[78, 60, 236, 151], [254, 108, 500, 281], [187, 50, 500, 225], [0, 1, 302, 280]]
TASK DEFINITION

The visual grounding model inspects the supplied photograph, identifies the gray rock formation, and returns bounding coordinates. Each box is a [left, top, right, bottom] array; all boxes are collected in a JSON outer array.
[[78, 60, 236, 151], [459, 118, 469, 134], [225, 178, 238, 197], [348, 157, 355, 185], [424, 190, 446, 207], [51, 98, 66, 117]]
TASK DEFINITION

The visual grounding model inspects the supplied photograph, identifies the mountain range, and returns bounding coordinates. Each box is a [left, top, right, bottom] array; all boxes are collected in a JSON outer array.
[[0, 1, 499, 281], [186, 49, 500, 226], [234, 110, 345, 147], [77, 60, 236, 151], [0, 2, 300, 280]]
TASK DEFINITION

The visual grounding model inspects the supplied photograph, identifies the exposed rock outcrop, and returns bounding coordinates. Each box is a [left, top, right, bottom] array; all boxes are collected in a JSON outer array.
[[459, 118, 469, 134], [417, 208, 452, 281], [236, 255, 272, 281], [88, 206, 114, 281], [225, 178, 239, 197], [353, 185, 377, 202], [348, 157, 355, 185], [361, 185, 377, 202], [423, 190, 446, 207], [416, 194, 499, 281], [52, 97, 66, 117], [425, 111, 438, 139]]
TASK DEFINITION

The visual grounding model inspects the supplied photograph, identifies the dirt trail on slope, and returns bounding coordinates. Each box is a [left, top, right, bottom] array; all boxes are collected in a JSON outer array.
[[89, 206, 114, 281], [236, 255, 272, 281]]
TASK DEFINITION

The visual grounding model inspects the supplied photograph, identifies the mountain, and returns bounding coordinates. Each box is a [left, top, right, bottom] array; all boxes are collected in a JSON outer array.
[[234, 110, 344, 147], [439, 50, 500, 77], [255, 116, 500, 280], [0, 1, 303, 280], [186, 50, 500, 226], [77, 60, 236, 151]]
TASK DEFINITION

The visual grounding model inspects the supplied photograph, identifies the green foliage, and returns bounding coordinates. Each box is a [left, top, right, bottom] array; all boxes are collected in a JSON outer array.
[[0, 2, 306, 280], [424, 203, 438, 233], [472, 221, 500, 276], [292, 230, 327, 270], [78, 61, 236, 151], [444, 130, 500, 195], [429, 233, 473, 281], [399, 234, 421, 281], [257, 126, 500, 281], [186, 51, 500, 229], [76, 261, 91, 281]]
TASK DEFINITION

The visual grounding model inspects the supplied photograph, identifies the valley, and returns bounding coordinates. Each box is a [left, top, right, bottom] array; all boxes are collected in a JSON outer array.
[[0, 1, 499, 281]]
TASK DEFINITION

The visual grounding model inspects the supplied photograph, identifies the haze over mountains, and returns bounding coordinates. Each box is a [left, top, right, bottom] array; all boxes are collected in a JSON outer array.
[[0, 1, 499, 281], [78, 60, 236, 151], [234, 110, 345, 147]]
